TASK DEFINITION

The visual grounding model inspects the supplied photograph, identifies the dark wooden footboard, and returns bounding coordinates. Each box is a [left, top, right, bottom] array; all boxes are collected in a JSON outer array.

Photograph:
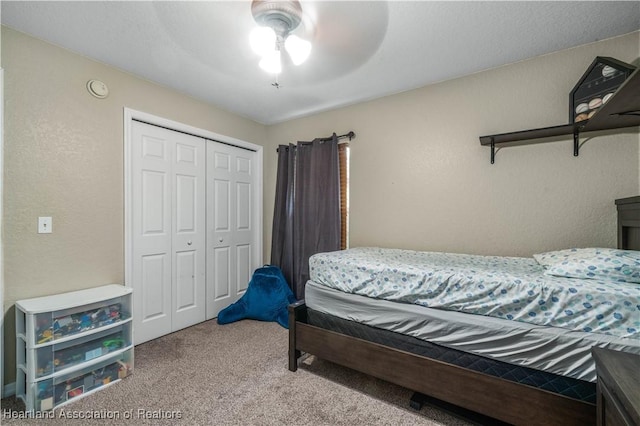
[[288, 302, 595, 426]]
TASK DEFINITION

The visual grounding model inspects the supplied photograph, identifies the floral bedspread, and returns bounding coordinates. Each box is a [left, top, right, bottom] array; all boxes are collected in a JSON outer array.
[[309, 247, 640, 340]]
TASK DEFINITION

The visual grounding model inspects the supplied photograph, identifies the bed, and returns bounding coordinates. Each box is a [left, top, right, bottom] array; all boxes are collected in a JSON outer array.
[[288, 196, 640, 425]]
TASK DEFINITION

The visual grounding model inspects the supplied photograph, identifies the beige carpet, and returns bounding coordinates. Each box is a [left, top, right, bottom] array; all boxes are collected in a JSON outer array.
[[2, 319, 474, 425]]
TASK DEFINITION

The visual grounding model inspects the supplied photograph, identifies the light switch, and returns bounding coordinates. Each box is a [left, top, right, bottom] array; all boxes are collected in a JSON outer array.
[[38, 217, 52, 234]]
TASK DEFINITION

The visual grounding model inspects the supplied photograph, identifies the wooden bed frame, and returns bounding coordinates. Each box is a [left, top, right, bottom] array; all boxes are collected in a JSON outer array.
[[288, 197, 640, 426]]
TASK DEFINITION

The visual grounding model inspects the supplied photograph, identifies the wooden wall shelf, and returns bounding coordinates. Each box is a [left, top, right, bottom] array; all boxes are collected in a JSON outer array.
[[480, 68, 640, 164]]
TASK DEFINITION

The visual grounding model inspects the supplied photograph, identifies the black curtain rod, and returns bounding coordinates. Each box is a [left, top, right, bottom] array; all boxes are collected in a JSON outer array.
[[319, 131, 356, 142]]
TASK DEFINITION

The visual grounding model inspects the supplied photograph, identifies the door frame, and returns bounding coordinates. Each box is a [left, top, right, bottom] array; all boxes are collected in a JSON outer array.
[[123, 108, 263, 323]]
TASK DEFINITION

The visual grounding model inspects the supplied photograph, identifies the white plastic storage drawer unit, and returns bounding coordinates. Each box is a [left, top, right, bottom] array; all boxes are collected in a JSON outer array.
[[15, 284, 133, 411]]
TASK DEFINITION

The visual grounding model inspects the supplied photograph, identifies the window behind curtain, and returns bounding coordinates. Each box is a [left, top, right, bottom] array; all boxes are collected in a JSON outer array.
[[338, 143, 350, 250]]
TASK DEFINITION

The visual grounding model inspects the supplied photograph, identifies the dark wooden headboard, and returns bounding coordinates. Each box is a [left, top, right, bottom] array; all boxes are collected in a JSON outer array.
[[616, 196, 640, 250]]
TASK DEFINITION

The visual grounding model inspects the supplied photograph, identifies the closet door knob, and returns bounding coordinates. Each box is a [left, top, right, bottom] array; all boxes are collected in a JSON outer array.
[[187, 241, 192, 246], [219, 237, 224, 242]]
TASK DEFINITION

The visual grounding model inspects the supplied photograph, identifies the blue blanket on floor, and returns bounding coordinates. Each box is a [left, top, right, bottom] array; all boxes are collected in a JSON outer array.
[[217, 265, 296, 328]]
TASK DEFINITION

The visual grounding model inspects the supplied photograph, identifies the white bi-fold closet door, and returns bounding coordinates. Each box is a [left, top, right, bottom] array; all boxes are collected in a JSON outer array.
[[206, 143, 254, 318], [130, 120, 259, 345], [131, 121, 207, 344]]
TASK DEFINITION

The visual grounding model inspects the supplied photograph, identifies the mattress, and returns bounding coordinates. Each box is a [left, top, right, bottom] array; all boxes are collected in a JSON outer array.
[[304, 307, 597, 403], [309, 247, 640, 340], [305, 279, 640, 382]]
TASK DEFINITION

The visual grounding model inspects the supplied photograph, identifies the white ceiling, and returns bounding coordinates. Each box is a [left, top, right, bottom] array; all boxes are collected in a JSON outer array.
[[2, 1, 639, 125]]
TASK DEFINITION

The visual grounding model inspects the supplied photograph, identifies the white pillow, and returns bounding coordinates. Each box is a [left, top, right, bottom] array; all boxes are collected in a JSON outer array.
[[533, 248, 640, 283]]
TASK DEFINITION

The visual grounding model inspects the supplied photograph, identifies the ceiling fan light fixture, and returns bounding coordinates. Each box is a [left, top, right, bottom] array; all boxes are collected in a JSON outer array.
[[284, 34, 311, 65], [250, 26, 277, 56], [250, 0, 310, 76]]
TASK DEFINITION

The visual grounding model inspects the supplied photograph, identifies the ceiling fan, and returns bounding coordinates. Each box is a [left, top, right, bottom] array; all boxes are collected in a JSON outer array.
[[243, 0, 389, 89], [249, 0, 312, 77]]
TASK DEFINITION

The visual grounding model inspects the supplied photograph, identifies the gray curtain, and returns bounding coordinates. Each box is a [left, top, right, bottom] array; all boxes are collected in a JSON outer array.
[[271, 135, 341, 299]]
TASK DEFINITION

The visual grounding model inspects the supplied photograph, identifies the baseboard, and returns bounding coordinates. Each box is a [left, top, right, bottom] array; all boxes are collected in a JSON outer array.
[[3, 382, 16, 398]]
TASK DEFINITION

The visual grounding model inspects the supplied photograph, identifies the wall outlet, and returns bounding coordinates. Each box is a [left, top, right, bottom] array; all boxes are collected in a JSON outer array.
[[38, 217, 52, 234]]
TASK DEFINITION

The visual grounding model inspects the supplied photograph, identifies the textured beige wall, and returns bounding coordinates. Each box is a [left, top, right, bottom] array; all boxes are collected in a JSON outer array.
[[265, 32, 640, 260], [1, 26, 266, 384]]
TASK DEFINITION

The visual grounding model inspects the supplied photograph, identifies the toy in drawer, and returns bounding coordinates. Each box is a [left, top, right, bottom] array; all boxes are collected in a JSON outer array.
[[32, 350, 133, 411], [33, 348, 133, 411], [33, 300, 130, 345], [34, 325, 131, 378]]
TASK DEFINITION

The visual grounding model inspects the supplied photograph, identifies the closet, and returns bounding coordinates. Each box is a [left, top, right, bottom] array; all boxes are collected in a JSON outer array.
[[129, 119, 260, 344]]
